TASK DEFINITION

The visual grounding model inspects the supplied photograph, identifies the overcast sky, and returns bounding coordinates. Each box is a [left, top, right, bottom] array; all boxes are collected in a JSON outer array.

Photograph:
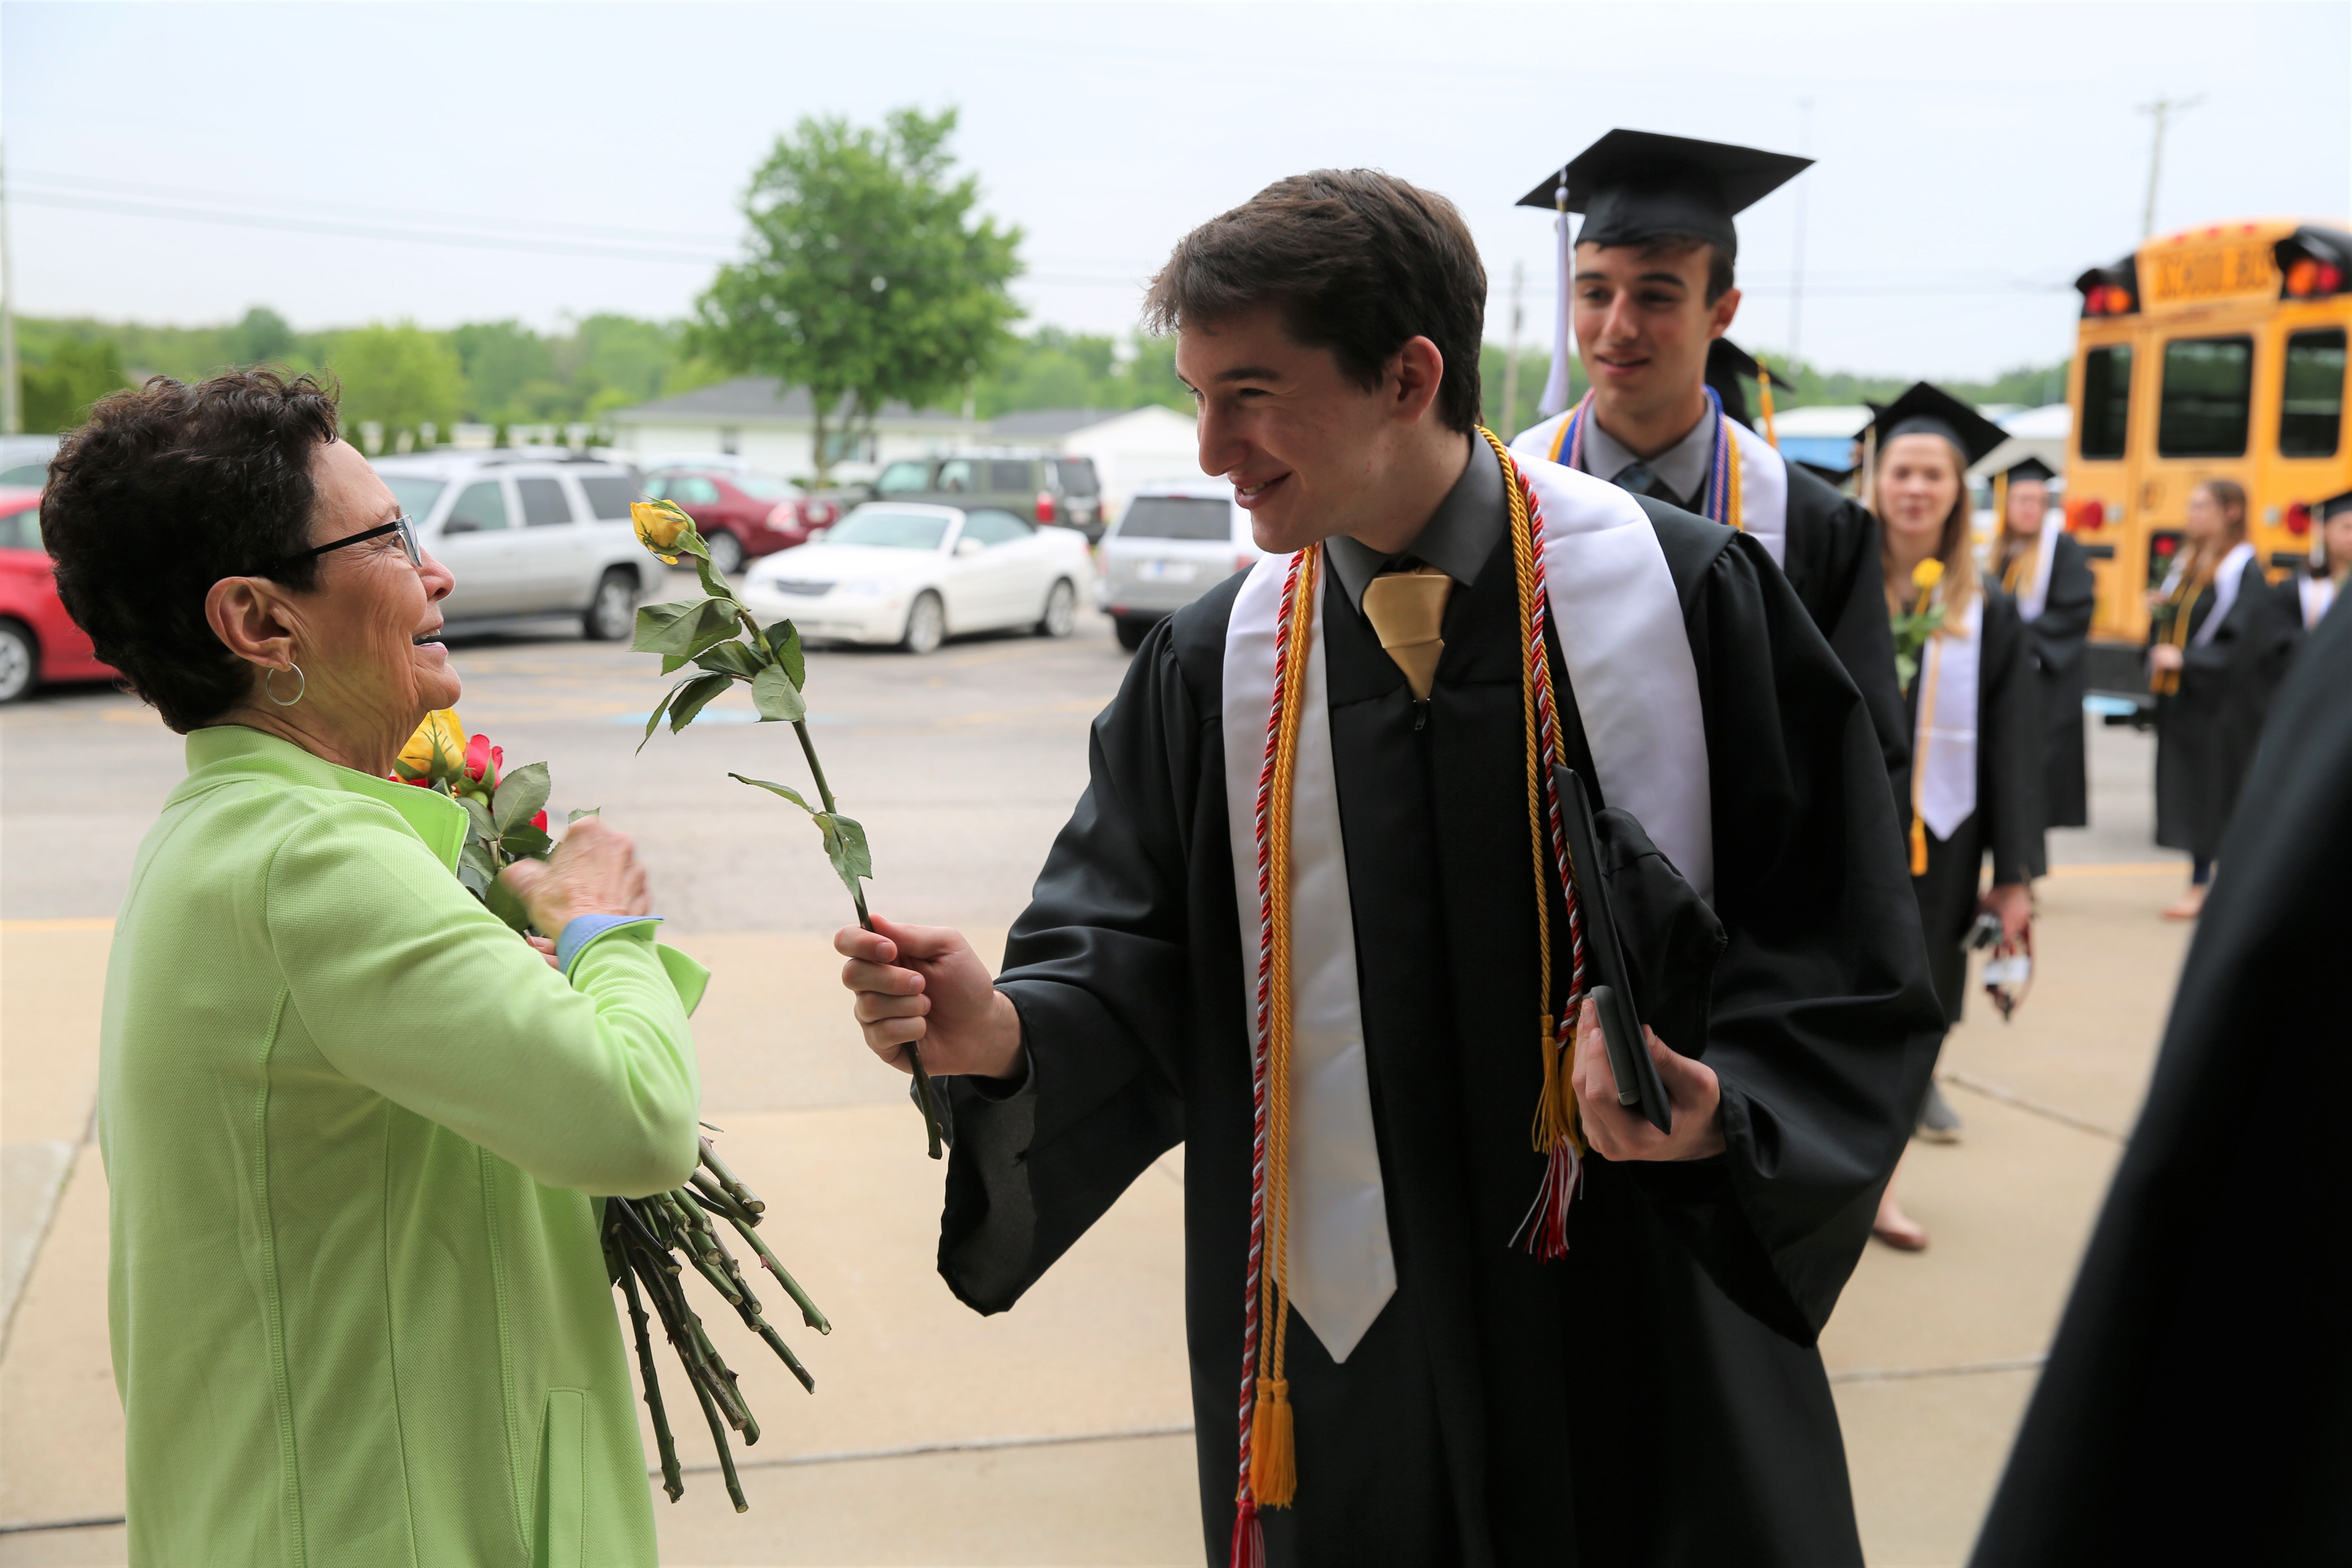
[[5, 1, 2348, 379]]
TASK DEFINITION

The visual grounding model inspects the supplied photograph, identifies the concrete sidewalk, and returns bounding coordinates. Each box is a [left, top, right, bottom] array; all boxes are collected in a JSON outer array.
[[0, 860, 2192, 1568]]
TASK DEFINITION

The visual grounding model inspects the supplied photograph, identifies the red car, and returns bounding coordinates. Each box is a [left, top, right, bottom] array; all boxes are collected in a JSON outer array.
[[640, 467, 842, 575], [0, 486, 115, 702]]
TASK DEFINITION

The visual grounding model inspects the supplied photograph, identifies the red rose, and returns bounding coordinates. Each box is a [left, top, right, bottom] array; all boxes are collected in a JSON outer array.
[[463, 733, 500, 786], [531, 809, 548, 832]]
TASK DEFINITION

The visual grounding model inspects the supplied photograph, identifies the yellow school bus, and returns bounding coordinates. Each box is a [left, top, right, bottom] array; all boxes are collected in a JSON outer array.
[[2063, 218, 2351, 684]]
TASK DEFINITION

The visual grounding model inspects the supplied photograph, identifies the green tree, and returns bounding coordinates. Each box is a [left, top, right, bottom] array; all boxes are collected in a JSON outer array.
[[326, 323, 466, 449], [230, 307, 296, 365], [451, 321, 556, 421], [693, 106, 1023, 481], [22, 338, 129, 432]]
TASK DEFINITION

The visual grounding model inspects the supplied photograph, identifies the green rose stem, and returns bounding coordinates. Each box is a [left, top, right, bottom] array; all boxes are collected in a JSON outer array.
[[782, 709, 946, 1159], [616, 1255, 685, 1502]]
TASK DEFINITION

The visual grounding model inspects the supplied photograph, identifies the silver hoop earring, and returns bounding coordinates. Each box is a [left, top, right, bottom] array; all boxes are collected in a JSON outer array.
[[265, 663, 306, 707]]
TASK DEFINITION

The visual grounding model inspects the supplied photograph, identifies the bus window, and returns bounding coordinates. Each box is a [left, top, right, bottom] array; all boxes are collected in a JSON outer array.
[[2280, 328, 2346, 458], [2157, 335, 2254, 458], [2080, 344, 2132, 459]]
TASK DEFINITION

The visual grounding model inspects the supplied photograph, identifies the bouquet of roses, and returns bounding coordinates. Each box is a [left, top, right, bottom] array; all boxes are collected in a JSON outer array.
[[1890, 556, 1948, 693], [392, 708, 831, 1512], [626, 496, 943, 1158]]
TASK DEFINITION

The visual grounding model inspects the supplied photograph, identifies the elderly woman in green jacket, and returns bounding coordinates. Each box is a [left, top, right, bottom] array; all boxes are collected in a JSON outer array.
[[44, 371, 700, 1567]]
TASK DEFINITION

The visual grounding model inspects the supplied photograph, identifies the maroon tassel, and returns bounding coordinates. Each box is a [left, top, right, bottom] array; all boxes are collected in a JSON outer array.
[[1510, 1136, 1584, 1261], [1231, 1498, 1265, 1568]]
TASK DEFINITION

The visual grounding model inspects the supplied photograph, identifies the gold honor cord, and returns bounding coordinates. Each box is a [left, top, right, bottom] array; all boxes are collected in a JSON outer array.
[[2152, 557, 2207, 697], [1550, 393, 1743, 533], [1909, 621, 1943, 878]]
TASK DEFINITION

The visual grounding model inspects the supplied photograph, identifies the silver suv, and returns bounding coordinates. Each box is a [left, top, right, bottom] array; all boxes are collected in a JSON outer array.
[[370, 452, 664, 639], [1095, 479, 1262, 650]]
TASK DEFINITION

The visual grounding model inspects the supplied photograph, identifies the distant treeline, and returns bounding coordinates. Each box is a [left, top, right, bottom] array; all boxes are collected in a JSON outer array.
[[11, 307, 2067, 442]]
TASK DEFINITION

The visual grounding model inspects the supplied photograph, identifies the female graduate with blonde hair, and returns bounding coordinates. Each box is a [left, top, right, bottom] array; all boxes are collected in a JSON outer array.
[[1867, 384, 2045, 1249]]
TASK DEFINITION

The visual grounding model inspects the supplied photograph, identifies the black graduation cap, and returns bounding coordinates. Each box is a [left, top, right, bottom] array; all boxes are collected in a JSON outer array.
[[1516, 130, 1812, 261], [1704, 339, 1794, 430], [1863, 382, 2011, 468], [2318, 488, 2352, 522], [2002, 455, 2058, 483]]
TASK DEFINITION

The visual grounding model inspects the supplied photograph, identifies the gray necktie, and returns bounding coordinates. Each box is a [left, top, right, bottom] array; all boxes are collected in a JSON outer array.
[[1613, 460, 1666, 500]]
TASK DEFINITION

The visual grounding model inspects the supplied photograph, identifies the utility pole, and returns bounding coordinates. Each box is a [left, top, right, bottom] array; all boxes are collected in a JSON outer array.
[[1788, 98, 1811, 376], [0, 139, 19, 435], [1499, 259, 1524, 439], [2137, 94, 2203, 239]]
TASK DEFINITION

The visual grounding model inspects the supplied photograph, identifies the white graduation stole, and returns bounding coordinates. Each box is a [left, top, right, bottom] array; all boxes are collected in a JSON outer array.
[[1218, 456, 1709, 1363], [1509, 405, 1791, 570], [2015, 514, 2063, 623], [1915, 597, 1984, 842]]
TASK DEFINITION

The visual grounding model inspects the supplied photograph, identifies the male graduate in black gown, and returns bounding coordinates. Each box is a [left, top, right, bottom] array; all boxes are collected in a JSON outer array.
[[1989, 456, 2095, 833], [837, 170, 1942, 1568], [1510, 131, 1909, 786], [1970, 574, 2352, 1566]]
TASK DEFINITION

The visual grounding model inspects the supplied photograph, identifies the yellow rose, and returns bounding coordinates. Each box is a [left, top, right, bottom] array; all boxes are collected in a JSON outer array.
[[632, 500, 691, 563], [1911, 557, 1945, 590], [394, 707, 466, 784]]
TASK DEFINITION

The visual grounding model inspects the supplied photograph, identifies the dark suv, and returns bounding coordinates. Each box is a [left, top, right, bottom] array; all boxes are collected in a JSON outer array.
[[870, 451, 1105, 543], [641, 467, 844, 574]]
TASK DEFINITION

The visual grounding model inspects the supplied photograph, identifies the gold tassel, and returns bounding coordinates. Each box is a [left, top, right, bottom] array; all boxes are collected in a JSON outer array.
[[1756, 353, 1779, 449], [1250, 1379, 1296, 1506], [1909, 815, 1929, 877]]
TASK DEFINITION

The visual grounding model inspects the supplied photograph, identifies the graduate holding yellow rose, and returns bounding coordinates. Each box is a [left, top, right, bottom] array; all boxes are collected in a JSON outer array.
[[1866, 385, 2046, 1248]]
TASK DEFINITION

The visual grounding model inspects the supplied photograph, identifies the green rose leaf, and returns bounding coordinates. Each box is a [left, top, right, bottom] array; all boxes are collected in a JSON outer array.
[[458, 793, 497, 844], [492, 761, 551, 835], [457, 836, 499, 898], [669, 672, 735, 732], [660, 653, 689, 675], [693, 551, 737, 602], [499, 823, 554, 860], [484, 875, 533, 933], [813, 811, 873, 900], [751, 662, 806, 722], [633, 597, 738, 659], [728, 772, 815, 814], [637, 679, 689, 753], [568, 807, 601, 823], [762, 620, 806, 687], [693, 640, 766, 679]]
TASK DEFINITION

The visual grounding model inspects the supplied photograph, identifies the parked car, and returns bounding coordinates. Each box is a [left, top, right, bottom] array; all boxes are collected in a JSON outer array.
[[739, 502, 1093, 655], [870, 450, 1106, 542], [1095, 480, 1263, 650], [369, 453, 665, 639], [0, 487, 116, 702], [0, 435, 59, 490], [640, 466, 842, 575]]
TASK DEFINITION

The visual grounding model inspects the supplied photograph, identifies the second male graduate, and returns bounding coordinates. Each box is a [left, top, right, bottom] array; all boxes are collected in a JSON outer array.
[[1511, 131, 1909, 782], [838, 171, 1943, 1567]]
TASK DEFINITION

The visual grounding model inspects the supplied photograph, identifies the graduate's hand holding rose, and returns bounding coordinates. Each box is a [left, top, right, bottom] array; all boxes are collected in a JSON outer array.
[[837, 917, 1026, 1082], [1568, 994, 1726, 1161]]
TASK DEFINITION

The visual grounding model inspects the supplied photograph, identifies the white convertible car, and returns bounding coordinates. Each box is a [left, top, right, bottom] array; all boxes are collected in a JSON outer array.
[[737, 502, 1094, 654]]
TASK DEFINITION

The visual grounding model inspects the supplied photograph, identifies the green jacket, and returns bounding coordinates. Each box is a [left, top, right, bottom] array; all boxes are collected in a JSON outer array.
[[100, 726, 707, 1567]]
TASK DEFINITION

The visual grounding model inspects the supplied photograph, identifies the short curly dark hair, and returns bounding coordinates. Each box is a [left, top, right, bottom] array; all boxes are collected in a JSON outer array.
[[1143, 169, 1486, 433], [44, 370, 342, 733]]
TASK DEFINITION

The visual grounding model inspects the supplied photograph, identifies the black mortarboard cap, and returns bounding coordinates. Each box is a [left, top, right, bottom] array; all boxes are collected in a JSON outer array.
[[2318, 488, 2352, 522], [1517, 129, 1812, 261], [1864, 382, 2011, 468], [2002, 455, 2057, 483], [1704, 339, 1794, 429]]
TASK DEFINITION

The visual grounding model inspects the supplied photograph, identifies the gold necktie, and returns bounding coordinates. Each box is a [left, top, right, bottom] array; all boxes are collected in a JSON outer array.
[[1361, 564, 1453, 700]]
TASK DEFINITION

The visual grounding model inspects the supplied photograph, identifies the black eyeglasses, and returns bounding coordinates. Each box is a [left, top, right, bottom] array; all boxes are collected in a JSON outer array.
[[272, 514, 422, 575]]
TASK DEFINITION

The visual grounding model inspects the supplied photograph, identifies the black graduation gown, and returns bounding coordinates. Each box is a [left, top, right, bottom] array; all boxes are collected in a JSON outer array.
[[1904, 589, 2045, 1024], [936, 499, 1946, 1568], [1968, 570, 2352, 1566], [2008, 532, 2094, 829], [2152, 556, 2302, 862], [1692, 461, 1911, 795]]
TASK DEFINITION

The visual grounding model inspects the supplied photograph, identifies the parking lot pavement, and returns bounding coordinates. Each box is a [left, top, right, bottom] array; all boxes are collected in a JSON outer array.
[[0, 624, 2190, 1566]]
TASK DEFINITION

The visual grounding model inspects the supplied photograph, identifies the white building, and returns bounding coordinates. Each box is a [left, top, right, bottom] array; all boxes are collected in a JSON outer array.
[[606, 378, 977, 480], [980, 405, 1202, 517], [604, 383, 1203, 516]]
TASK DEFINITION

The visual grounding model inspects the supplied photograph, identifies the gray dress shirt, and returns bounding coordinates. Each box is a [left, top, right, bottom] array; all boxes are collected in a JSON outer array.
[[1577, 406, 1717, 512]]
